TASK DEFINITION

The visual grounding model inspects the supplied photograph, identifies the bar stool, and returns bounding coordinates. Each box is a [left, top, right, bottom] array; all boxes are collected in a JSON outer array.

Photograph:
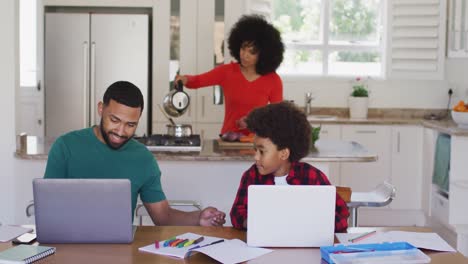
[[346, 182, 396, 227], [135, 200, 202, 226]]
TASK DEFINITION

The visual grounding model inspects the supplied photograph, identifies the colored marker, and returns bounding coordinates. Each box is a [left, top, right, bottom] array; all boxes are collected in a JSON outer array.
[[155, 240, 160, 249], [348, 230, 377, 243], [163, 236, 176, 247], [176, 239, 189, 248], [169, 238, 183, 247]]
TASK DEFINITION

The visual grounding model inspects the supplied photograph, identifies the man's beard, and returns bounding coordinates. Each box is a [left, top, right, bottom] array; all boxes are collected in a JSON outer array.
[[100, 120, 132, 150]]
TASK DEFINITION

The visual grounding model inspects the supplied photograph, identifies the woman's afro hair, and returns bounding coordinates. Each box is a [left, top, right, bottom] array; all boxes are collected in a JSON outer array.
[[228, 14, 284, 75], [246, 101, 311, 162]]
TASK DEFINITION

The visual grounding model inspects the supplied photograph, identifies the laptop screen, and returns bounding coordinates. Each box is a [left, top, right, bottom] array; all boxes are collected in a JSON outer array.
[[33, 178, 134, 243]]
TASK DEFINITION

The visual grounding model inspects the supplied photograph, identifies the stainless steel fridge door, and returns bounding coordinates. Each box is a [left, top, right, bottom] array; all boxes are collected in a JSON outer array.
[[45, 13, 90, 138], [91, 14, 149, 137]]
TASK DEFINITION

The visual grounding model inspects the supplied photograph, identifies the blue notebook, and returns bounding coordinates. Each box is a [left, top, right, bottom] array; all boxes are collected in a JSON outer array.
[[0, 245, 55, 263]]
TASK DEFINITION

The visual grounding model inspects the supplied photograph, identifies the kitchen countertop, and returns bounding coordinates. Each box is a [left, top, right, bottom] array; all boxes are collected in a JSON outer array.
[[15, 117, 468, 161], [308, 116, 468, 136], [14, 138, 377, 162]]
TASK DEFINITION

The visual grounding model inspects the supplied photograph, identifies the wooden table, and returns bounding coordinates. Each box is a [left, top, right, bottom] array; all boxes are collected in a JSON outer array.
[[0, 226, 466, 264]]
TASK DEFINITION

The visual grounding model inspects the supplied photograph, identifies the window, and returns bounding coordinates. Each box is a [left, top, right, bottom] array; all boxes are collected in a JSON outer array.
[[272, 0, 383, 77]]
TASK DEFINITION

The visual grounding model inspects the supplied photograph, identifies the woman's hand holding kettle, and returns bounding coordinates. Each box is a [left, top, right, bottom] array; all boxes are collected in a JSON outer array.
[[174, 75, 188, 88]]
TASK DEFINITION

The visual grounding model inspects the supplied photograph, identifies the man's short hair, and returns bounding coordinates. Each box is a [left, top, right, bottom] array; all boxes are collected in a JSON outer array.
[[103, 81, 144, 112], [246, 101, 311, 162]]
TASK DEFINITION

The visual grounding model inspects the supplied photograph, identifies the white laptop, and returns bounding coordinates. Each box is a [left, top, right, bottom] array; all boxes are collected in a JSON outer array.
[[247, 185, 336, 247], [33, 178, 135, 244]]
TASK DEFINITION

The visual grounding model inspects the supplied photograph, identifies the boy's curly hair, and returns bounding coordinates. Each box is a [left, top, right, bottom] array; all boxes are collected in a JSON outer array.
[[246, 101, 311, 162], [228, 14, 284, 75]]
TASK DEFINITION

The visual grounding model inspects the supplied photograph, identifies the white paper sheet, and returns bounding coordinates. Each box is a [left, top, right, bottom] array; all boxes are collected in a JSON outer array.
[[0, 225, 33, 242], [336, 231, 456, 252], [138, 232, 273, 263]]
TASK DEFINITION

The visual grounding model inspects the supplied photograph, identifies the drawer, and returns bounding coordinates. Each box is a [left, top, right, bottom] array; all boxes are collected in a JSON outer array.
[[431, 187, 450, 227]]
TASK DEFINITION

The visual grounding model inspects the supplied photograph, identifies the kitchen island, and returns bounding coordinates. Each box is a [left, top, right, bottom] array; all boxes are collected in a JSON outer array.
[[14, 138, 375, 226], [16, 138, 376, 163]]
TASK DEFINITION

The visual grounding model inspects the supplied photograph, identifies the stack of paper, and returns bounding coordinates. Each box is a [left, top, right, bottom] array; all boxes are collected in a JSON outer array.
[[335, 231, 456, 252]]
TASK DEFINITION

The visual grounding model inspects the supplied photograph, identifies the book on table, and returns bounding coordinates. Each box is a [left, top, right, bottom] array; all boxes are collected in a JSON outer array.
[[0, 245, 55, 264], [138, 232, 272, 263]]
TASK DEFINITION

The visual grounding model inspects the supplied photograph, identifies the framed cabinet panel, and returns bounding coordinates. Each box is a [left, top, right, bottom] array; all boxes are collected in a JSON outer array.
[[340, 125, 392, 192], [390, 126, 423, 210]]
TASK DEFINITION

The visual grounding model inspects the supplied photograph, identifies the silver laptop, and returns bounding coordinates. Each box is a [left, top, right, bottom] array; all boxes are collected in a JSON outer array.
[[247, 185, 336, 247], [33, 178, 134, 243]]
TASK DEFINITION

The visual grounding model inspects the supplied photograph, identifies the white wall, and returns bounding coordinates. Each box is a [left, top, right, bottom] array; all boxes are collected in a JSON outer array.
[[0, 0, 18, 224], [446, 59, 468, 105], [282, 78, 451, 109]]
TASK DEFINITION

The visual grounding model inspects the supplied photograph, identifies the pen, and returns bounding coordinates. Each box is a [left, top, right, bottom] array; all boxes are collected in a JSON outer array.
[[348, 230, 377, 243], [189, 239, 225, 251], [183, 236, 204, 247]]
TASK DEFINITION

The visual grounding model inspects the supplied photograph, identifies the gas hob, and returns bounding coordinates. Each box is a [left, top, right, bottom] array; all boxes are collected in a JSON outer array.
[[135, 134, 202, 152]]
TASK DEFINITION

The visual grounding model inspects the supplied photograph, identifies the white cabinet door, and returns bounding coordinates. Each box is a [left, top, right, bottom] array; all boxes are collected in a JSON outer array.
[[340, 125, 391, 192], [390, 126, 423, 210], [310, 123, 341, 184], [17, 87, 43, 136]]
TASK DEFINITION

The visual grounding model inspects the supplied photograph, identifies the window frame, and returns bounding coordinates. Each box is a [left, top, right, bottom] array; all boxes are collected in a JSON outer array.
[[275, 0, 386, 79]]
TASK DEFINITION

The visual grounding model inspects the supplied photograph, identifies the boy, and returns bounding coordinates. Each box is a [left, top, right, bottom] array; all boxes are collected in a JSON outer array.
[[229, 101, 349, 232]]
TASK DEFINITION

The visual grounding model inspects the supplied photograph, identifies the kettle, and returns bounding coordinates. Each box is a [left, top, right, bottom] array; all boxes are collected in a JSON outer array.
[[163, 80, 190, 117]]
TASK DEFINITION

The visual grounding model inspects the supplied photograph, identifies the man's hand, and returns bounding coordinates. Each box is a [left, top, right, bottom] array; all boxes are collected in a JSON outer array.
[[199, 207, 226, 226]]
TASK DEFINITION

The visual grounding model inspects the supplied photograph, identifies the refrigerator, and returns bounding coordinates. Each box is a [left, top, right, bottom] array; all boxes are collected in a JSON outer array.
[[45, 12, 149, 138]]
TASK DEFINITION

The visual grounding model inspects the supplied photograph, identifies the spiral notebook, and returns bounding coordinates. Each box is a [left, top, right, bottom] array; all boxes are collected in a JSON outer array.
[[0, 245, 55, 263]]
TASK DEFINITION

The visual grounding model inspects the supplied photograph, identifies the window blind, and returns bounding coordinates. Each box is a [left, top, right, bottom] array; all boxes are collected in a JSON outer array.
[[387, 0, 446, 80]]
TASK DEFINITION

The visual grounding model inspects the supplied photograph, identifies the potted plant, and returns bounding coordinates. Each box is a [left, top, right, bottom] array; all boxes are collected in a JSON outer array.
[[349, 77, 369, 119]]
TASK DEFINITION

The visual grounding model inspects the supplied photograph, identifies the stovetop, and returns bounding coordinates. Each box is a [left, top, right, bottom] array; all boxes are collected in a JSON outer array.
[[135, 134, 202, 152]]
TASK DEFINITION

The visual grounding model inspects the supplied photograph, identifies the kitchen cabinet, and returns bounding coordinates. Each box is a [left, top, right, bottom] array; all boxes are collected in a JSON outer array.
[[340, 125, 392, 192], [310, 123, 341, 184], [389, 126, 423, 210], [17, 86, 43, 136]]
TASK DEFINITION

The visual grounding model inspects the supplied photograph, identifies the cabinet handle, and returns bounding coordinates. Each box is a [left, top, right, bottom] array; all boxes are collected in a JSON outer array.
[[355, 130, 376, 134], [38, 119, 42, 125], [37, 81, 41, 91]]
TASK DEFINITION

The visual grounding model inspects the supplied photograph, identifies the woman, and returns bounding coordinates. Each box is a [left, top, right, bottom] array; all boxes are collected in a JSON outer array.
[[175, 14, 284, 136]]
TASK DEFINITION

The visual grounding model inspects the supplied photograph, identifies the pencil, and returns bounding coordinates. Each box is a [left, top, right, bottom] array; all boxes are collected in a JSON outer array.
[[348, 230, 377, 243]]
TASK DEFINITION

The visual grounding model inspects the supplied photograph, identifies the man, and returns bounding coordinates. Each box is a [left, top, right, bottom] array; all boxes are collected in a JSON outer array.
[[44, 81, 226, 226]]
